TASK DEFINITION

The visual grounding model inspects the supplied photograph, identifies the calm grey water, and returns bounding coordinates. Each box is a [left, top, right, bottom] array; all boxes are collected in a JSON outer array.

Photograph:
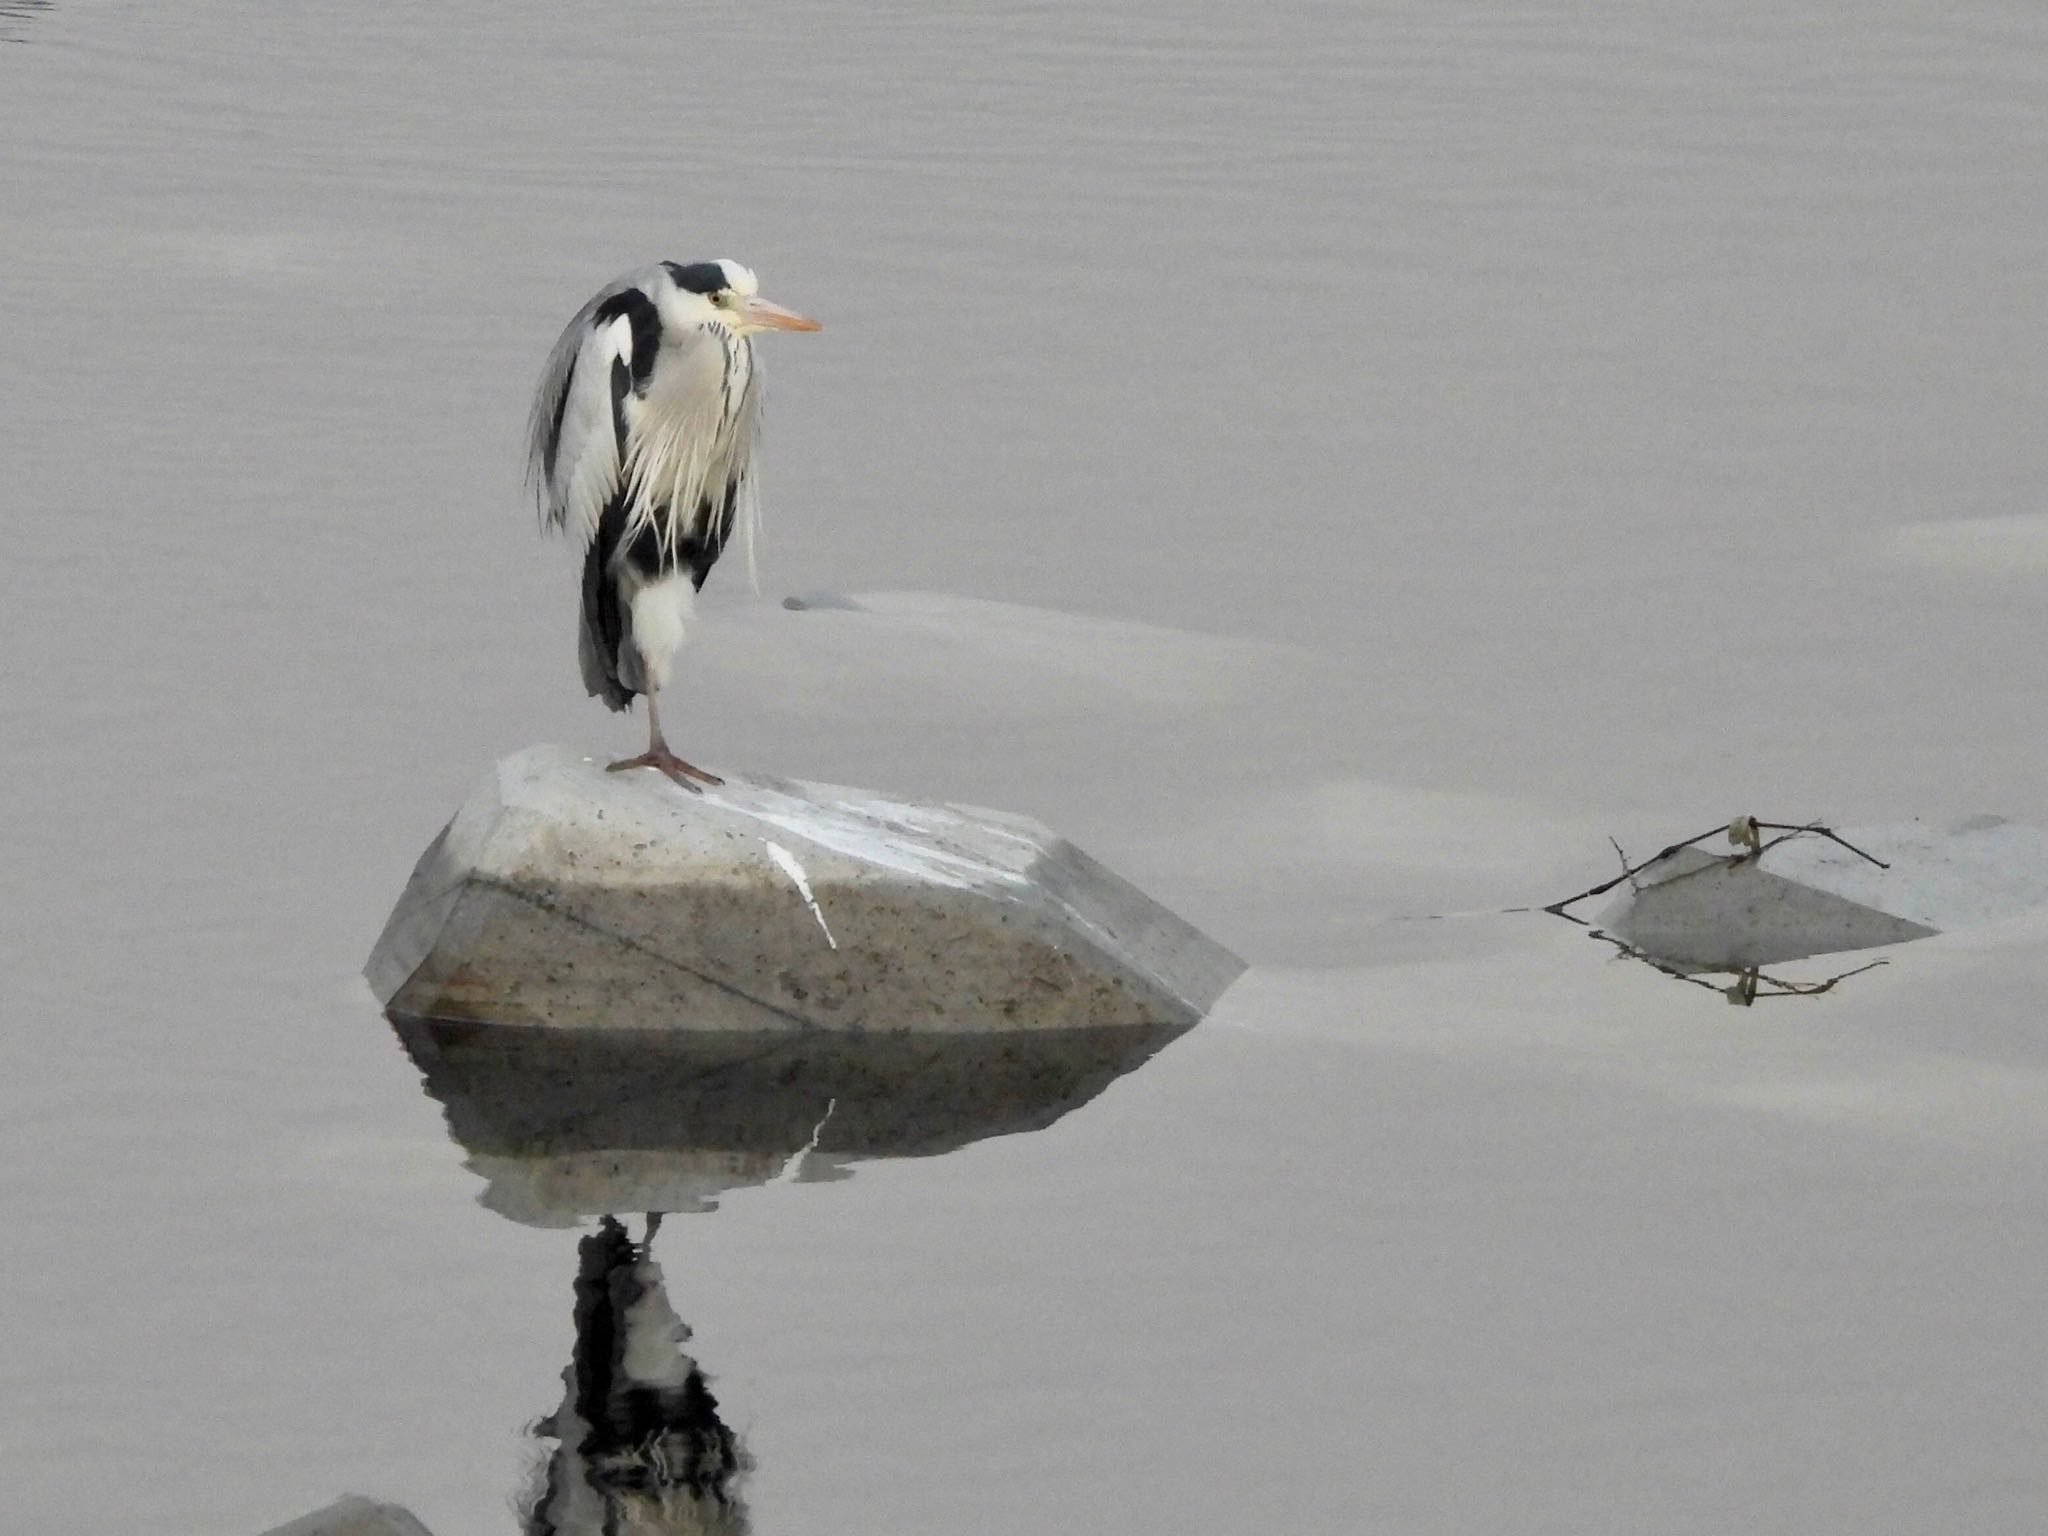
[[5, 3, 2048, 1532]]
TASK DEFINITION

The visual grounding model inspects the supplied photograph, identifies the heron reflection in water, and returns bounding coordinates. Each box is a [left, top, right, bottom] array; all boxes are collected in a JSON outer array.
[[519, 1216, 749, 1536]]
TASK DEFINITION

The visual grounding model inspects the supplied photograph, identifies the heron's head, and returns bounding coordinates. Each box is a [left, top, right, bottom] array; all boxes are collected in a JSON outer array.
[[664, 258, 821, 336]]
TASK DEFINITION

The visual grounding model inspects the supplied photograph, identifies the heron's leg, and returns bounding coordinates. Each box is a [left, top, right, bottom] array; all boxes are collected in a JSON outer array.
[[645, 688, 670, 755], [606, 688, 724, 789]]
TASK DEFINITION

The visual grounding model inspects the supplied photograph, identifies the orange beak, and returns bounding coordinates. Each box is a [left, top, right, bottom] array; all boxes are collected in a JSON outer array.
[[737, 294, 821, 332]]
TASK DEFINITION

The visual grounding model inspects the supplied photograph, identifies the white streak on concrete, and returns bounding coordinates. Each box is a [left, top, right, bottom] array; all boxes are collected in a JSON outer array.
[[763, 838, 839, 948], [747, 789, 1033, 890]]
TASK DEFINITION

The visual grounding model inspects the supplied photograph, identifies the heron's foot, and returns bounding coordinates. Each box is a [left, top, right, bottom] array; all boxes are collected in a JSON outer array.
[[606, 748, 724, 790]]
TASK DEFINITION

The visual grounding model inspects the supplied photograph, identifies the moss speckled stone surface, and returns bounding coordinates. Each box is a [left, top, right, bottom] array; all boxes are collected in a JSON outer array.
[[366, 746, 1243, 1034]]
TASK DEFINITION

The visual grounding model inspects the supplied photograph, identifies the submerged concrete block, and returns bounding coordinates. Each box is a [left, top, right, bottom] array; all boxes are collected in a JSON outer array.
[[1597, 816, 2048, 970], [258, 1496, 434, 1536], [366, 746, 1243, 1035]]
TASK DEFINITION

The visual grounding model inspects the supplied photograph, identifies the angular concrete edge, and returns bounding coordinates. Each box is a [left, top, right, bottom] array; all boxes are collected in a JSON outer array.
[[1024, 833, 1246, 1026], [258, 1494, 434, 1536], [364, 756, 526, 1005]]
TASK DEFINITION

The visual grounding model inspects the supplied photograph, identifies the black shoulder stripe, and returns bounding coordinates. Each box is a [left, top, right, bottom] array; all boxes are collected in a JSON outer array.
[[663, 260, 729, 295], [607, 355, 630, 458], [592, 287, 661, 389]]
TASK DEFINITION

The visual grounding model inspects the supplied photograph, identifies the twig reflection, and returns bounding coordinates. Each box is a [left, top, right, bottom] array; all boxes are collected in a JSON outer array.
[[1588, 928, 1889, 1006]]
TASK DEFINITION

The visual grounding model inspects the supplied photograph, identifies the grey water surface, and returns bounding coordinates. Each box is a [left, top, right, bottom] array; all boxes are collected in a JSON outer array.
[[5, 3, 2048, 1532]]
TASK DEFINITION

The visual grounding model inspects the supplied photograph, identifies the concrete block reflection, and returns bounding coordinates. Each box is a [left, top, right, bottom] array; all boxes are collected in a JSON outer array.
[[394, 1015, 1187, 1225]]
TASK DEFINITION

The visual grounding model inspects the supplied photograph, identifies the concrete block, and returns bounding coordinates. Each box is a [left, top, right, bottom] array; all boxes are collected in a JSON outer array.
[[1597, 816, 2048, 969], [367, 746, 1242, 1036]]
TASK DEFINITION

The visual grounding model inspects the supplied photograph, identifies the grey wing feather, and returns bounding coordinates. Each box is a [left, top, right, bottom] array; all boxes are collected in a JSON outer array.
[[525, 271, 654, 545]]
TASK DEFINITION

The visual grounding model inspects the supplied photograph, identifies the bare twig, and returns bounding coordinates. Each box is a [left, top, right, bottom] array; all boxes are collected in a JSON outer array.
[[1548, 813, 1891, 920], [1544, 824, 1732, 917], [1753, 821, 1890, 870]]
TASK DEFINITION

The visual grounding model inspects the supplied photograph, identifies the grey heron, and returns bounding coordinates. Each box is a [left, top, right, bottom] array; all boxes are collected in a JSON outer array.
[[526, 259, 819, 788]]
